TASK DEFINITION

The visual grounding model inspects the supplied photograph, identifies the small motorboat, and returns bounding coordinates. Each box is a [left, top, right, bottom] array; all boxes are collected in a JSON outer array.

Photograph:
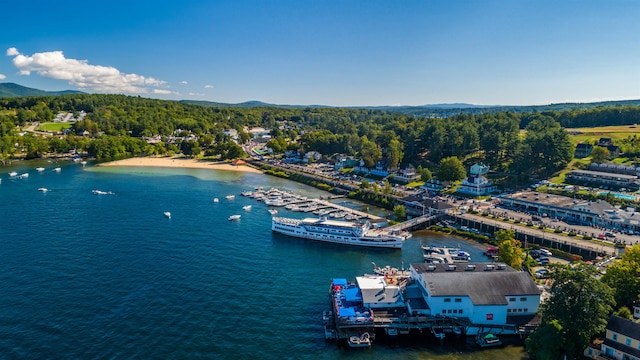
[[228, 214, 241, 221], [164, 211, 171, 219], [347, 332, 371, 348], [225, 195, 235, 200], [268, 209, 278, 215], [8, 171, 18, 177], [242, 205, 252, 211], [36, 167, 45, 172], [213, 198, 219, 203], [54, 167, 61, 172], [38, 188, 48, 192]]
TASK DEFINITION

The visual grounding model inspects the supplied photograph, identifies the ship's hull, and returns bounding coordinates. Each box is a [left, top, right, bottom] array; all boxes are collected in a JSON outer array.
[[272, 219, 403, 249]]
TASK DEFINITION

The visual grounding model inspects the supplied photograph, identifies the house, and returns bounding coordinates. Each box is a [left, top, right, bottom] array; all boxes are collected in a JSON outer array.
[[634, 301, 640, 320], [598, 138, 614, 147], [394, 164, 421, 184], [406, 262, 541, 335], [303, 151, 322, 163], [370, 160, 390, 177], [400, 196, 454, 216], [223, 128, 238, 140], [575, 143, 593, 158], [586, 315, 640, 359], [457, 163, 498, 196]]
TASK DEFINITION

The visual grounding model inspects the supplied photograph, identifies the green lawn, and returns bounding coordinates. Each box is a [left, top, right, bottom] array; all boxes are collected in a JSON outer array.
[[37, 122, 73, 132]]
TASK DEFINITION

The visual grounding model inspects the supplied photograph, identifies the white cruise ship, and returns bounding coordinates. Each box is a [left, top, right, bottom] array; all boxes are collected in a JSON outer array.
[[271, 217, 404, 249]]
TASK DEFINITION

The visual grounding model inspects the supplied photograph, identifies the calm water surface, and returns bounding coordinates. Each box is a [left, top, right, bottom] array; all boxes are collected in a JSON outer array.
[[0, 162, 527, 359]]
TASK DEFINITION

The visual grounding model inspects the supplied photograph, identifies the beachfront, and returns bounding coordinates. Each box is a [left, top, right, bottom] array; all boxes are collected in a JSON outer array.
[[98, 156, 263, 174]]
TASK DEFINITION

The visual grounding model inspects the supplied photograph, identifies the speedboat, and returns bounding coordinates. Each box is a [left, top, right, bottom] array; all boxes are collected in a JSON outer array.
[[164, 211, 171, 219], [38, 188, 48, 192], [18, 173, 29, 178], [225, 195, 235, 200], [242, 205, 252, 211], [8, 171, 17, 177], [36, 167, 45, 172], [268, 209, 278, 215], [228, 214, 241, 221], [213, 198, 219, 203], [54, 167, 61, 172]]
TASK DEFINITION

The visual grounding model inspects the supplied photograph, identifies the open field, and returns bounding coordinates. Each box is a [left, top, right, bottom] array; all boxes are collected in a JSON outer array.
[[568, 124, 640, 144], [37, 122, 73, 132]]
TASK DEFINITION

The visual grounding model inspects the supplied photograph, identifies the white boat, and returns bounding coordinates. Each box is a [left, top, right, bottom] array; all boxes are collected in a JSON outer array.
[[348, 332, 371, 348], [213, 198, 219, 203], [271, 216, 404, 249], [228, 214, 241, 221], [54, 167, 61, 172], [18, 173, 29, 178], [164, 211, 171, 219], [81, 161, 87, 166], [38, 188, 48, 192], [92, 189, 114, 195], [9, 171, 18, 177], [242, 205, 252, 211], [268, 209, 278, 215], [36, 167, 45, 172], [225, 195, 235, 200], [476, 333, 502, 347]]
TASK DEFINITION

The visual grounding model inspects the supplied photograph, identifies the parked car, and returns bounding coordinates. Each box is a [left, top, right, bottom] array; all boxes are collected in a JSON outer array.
[[535, 269, 549, 279], [605, 232, 616, 238], [530, 250, 541, 258], [537, 257, 550, 265], [538, 249, 553, 257]]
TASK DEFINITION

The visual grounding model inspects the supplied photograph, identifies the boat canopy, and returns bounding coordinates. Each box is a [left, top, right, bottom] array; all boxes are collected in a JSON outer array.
[[344, 287, 363, 303], [332, 278, 348, 286], [338, 307, 356, 317]]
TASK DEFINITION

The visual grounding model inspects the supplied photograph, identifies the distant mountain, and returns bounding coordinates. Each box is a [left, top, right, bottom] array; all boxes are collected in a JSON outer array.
[[0, 82, 85, 98]]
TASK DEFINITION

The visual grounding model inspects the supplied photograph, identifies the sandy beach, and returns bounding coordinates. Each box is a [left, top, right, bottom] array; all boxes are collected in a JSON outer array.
[[98, 156, 263, 174]]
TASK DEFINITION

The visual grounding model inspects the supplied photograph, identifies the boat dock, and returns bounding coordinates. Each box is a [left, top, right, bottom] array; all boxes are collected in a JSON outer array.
[[242, 188, 383, 221]]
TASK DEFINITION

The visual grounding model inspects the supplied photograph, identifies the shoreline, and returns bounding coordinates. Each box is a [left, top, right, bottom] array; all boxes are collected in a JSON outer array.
[[97, 156, 263, 174]]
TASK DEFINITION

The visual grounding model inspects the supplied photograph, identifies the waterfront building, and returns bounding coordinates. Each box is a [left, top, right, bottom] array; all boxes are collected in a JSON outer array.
[[499, 191, 640, 232], [586, 315, 640, 359], [407, 263, 540, 335], [457, 163, 497, 196]]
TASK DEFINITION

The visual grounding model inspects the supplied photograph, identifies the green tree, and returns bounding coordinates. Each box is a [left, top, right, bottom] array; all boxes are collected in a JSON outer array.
[[417, 166, 432, 182], [360, 136, 382, 168], [615, 306, 632, 319], [531, 263, 615, 359], [386, 138, 404, 169], [601, 244, 640, 308], [393, 205, 406, 220], [494, 230, 524, 270], [590, 146, 610, 163], [437, 156, 466, 182], [525, 320, 564, 360]]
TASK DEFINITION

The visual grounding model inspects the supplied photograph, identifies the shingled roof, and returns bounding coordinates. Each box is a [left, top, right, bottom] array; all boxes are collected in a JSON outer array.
[[412, 263, 540, 305]]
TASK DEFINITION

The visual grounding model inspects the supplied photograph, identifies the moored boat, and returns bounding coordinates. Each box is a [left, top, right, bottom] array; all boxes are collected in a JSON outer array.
[[272, 216, 403, 249], [164, 211, 171, 219], [36, 167, 45, 172], [242, 205, 252, 211], [347, 332, 371, 348], [9, 171, 18, 177], [228, 214, 241, 221], [213, 198, 219, 203], [225, 195, 235, 200], [476, 333, 502, 347]]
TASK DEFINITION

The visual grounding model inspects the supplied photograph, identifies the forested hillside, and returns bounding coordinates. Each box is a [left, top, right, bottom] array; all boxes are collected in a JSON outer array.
[[1, 94, 639, 185]]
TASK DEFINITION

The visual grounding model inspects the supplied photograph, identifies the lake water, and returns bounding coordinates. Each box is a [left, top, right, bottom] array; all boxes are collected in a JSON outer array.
[[0, 161, 528, 359]]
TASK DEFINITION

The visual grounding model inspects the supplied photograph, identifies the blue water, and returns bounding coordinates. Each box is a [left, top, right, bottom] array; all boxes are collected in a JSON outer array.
[[0, 162, 526, 359], [597, 191, 637, 200]]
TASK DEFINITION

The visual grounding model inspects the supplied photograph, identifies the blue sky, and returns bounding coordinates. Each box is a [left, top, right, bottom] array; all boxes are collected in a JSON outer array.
[[1, 0, 638, 106]]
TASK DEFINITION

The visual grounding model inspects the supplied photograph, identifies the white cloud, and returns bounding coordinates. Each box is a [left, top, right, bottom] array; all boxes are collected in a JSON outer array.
[[204, 84, 213, 89], [153, 89, 173, 95], [180, 81, 188, 85], [188, 92, 204, 96], [0, 74, 6, 80], [6, 48, 168, 94]]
